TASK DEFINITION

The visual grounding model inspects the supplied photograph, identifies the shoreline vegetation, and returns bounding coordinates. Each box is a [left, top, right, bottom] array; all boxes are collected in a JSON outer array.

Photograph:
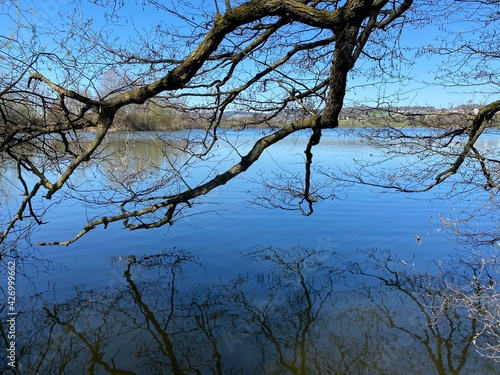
[[105, 104, 500, 131], [109, 105, 500, 131], [2, 103, 499, 132]]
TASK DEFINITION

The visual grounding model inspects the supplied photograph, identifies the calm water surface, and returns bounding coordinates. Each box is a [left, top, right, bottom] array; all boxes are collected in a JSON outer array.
[[1, 129, 500, 374]]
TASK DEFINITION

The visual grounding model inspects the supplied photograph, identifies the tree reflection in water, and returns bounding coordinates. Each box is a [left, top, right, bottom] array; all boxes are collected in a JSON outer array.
[[2, 247, 500, 374]]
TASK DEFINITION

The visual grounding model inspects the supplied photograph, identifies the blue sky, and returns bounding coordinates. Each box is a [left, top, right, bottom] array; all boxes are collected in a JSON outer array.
[[1, 0, 498, 108]]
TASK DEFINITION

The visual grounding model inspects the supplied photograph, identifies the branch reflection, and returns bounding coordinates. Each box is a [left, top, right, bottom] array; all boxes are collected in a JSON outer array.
[[3, 247, 500, 374]]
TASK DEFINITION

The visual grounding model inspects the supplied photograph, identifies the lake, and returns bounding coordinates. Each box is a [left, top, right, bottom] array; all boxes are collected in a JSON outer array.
[[1, 128, 500, 374]]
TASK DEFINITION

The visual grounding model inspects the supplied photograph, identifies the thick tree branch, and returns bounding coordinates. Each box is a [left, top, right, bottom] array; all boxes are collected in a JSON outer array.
[[38, 116, 321, 245], [105, 0, 365, 110], [28, 73, 102, 108]]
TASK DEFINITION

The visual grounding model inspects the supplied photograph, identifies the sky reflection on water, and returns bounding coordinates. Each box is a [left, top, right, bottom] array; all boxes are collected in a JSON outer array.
[[1, 129, 500, 374]]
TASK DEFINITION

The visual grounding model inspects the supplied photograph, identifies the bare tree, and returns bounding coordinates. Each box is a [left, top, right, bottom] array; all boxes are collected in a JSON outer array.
[[0, 0, 417, 246], [0, 0, 498, 247]]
